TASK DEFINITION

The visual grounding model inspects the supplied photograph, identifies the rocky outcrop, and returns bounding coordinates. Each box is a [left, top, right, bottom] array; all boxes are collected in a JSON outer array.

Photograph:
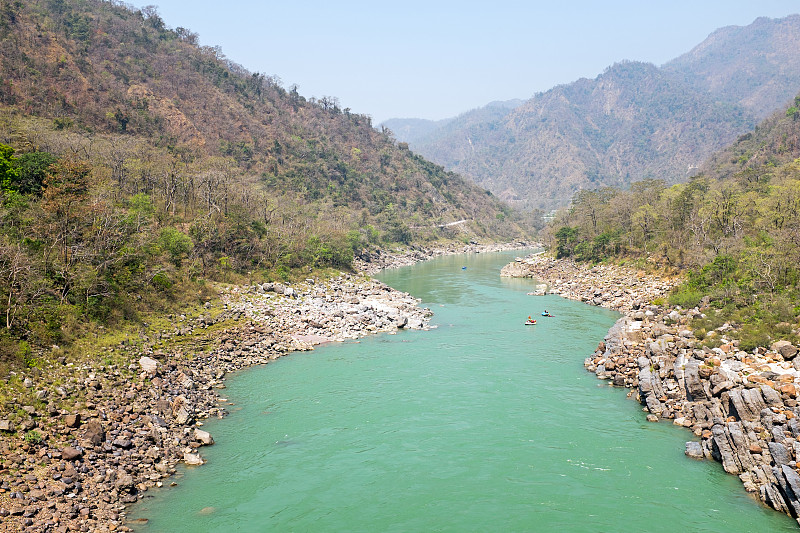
[[504, 252, 800, 525]]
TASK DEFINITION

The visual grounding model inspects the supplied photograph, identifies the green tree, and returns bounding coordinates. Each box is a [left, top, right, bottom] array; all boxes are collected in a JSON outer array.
[[14, 151, 57, 196], [554, 226, 579, 258], [159, 227, 193, 267], [0, 144, 19, 194]]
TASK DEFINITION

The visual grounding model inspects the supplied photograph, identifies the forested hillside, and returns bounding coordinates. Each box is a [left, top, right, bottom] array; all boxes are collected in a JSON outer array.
[[545, 95, 800, 350], [392, 15, 800, 210], [0, 0, 530, 367]]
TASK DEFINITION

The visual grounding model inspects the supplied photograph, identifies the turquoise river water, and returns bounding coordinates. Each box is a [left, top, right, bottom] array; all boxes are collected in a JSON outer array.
[[129, 251, 797, 532]]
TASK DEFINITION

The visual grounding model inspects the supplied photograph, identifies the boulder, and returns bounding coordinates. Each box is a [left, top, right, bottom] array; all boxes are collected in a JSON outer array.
[[83, 419, 105, 445], [0, 419, 14, 432], [174, 407, 192, 425], [776, 465, 800, 516], [112, 438, 133, 449], [768, 442, 792, 467], [683, 360, 708, 401], [724, 388, 767, 422], [61, 446, 82, 461], [193, 428, 214, 446], [183, 452, 204, 465], [139, 356, 159, 374], [710, 422, 753, 475], [64, 413, 81, 428], [771, 340, 798, 360], [115, 474, 135, 490], [685, 441, 704, 459]]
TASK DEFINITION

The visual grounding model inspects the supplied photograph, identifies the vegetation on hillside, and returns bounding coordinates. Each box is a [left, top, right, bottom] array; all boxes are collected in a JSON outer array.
[[0, 0, 532, 370], [544, 97, 800, 351], [398, 15, 800, 210]]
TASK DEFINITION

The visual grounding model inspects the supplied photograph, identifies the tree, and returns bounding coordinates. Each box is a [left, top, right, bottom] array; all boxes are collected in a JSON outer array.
[[14, 151, 57, 196], [554, 226, 579, 258], [0, 144, 19, 194], [40, 160, 91, 267]]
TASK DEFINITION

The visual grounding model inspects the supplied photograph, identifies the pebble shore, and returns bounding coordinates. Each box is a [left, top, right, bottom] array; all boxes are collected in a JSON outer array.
[[503, 253, 800, 525], [0, 241, 529, 532]]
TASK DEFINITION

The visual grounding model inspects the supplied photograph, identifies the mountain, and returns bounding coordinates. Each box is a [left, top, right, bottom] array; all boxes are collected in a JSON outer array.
[[381, 99, 523, 145], [390, 15, 800, 210], [380, 118, 453, 145], [0, 0, 535, 362], [664, 15, 800, 117], [0, 0, 525, 243]]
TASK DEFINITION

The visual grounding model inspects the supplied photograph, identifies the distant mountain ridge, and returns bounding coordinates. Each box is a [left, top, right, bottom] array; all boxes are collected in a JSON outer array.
[[381, 99, 523, 145], [385, 15, 800, 210]]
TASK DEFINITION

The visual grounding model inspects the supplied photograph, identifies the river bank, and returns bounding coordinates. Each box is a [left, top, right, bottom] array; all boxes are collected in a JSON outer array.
[[502, 253, 800, 525], [0, 241, 530, 532]]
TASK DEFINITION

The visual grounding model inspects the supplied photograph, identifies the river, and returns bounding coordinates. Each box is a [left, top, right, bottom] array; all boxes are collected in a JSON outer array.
[[128, 251, 797, 531]]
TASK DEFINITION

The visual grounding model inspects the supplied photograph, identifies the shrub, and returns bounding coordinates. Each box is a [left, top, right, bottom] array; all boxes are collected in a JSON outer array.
[[24, 430, 43, 444], [669, 285, 704, 308], [159, 227, 193, 266]]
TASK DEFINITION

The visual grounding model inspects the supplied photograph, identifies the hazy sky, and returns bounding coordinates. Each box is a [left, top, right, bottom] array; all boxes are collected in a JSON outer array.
[[133, 1, 800, 123]]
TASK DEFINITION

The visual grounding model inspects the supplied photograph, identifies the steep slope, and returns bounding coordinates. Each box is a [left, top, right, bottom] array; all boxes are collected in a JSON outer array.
[[396, 15, 800, 210], [699, 94, 800, 178], [664, 15, 800, 117], [381, 118, 454, 145], [0, 0, 536, 368], [0, 0, 524, 241], [414, 61, 755, 210]]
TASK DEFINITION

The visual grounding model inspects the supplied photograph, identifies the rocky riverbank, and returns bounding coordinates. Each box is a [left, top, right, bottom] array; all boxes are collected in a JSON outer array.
[[0, 273, 431, 532], [503, 253, 800, 526], [355, 241, 537, 275], [0, 240, 532, 532]]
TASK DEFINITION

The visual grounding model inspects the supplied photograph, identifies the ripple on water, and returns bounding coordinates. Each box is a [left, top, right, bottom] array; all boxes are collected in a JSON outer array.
[[128, 252, 798, 532]]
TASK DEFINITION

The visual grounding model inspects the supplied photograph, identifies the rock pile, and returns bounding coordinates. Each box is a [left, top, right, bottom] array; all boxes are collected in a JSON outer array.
[[504, 253, 800, 525], [0, 273, 431, 531], [500, 254, 673, 312]]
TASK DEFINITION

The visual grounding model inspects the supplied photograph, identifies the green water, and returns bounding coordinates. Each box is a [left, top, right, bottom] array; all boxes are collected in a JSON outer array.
[[129, 252, 797, 532]]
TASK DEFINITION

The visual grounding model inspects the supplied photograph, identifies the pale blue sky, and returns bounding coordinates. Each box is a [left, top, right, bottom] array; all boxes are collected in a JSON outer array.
[[134, 1, 800, 123]]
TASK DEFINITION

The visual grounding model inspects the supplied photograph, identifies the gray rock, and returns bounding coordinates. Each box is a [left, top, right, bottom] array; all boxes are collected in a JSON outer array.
[[685, 441, 704, 459], [724, 388, 767, 422], [193, 428, 214, 446], [112, 438, 133, 449], [761, 384, 783, 408], [139, 356, 159, 374], [0, 419, 14, 432], [115, 474, 135, 490], [183, 452, 204, 465], [692, 403, 714, 429], [710, 422, 754, 475], [772, 340, 798, 360], [769, 442, 792, 467], [711, 380, 734, 396], [683, 360, 708, 401]]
